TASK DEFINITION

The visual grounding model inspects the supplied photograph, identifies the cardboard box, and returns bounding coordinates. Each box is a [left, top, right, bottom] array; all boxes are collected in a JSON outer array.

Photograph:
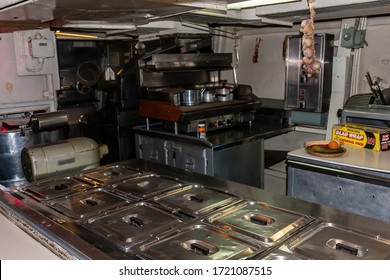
[[332, 123, 390, 151]]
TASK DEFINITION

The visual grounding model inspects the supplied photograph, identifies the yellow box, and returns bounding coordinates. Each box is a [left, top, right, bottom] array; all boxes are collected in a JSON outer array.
[[332, 123, 390, 151]]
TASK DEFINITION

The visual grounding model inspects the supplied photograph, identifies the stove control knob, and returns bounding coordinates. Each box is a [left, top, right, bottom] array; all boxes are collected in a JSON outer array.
[[218, 120, 223, 127], [208, 122, 214, 129]]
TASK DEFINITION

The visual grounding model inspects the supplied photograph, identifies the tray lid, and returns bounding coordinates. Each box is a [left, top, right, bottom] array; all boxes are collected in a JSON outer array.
[[288, 223, 390, 260], [83, 202, 184, 252], [111, 173, 183, 199], [153, 184, 237, 217], [207, 201, 313, 243], [47, 189, 130, 220], [138, 224, 258, 260], [80, 164, 141, 184], [21, 177, 93, 201]]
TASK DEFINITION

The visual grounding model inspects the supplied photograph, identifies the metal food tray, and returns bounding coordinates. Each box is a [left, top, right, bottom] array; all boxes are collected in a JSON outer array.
[[79, 164, 142, 184], [261, 250, 302, 260], [82, 201, 186, 253], [135, 224, 261, 260], [110, 173, 184, 200], [46, 188, 131, 220], [206, 201, 314, 245], [285, 222, 390, 260], [153, 184, 239, 218], [19, 177, 94, 201]]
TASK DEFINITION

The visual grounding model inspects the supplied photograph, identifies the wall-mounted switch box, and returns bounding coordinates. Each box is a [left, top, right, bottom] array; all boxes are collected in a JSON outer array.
[[341, 27, 366, 49]]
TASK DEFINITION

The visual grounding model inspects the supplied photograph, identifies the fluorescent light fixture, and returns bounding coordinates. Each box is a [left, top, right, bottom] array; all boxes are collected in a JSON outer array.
[[55, 31, 99, 39], [0, 0, 29, 10], [227, 0, 301, 10], [62, 21, 137, 31]]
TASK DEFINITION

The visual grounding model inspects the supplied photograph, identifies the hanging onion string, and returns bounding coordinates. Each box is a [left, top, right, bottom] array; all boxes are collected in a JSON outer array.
[[300, 0, 321, 77]]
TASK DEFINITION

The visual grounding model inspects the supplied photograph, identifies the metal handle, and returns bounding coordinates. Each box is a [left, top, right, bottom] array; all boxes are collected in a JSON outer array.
[[190, 195, 204, 203], [190, 243, 210, 256], [365, 72, 387, 104], [185, 161, 195, 169], [335, 242, 358, 256], [76, 81, 92, 95], [85, 199, 98, 207], [129, 217, 144, 227], [149, 152, 159, 161], [373, 82, 387, 105], [250, 216, 269, 225], [54, 184, 69, 191]]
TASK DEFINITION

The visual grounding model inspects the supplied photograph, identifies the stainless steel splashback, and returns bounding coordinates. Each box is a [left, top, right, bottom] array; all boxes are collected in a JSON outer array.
[[284, 33, 334, 113]]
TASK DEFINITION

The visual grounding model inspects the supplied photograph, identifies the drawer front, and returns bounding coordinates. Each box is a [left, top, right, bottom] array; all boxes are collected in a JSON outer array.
[[168, 142, 209, 174], [136, 135, 168, 164]]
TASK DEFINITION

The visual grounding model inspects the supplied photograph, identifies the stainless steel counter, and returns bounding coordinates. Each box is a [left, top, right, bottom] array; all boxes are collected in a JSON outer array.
[[287, 146, 390, 178], [134, 121, 294, 150], [1, 159, 390, 260], [0, 213, 60, 259], [287, 147, 390, 222], [134, 120, 293, 188]]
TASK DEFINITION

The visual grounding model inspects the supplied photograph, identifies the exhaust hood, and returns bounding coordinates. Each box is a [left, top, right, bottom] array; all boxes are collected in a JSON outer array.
[[255, 0, 390, 21], [0, 0, 390, 36]]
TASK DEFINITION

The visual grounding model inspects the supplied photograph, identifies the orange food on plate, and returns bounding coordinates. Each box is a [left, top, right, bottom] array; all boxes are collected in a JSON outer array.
[[328, 140, 340, 150]]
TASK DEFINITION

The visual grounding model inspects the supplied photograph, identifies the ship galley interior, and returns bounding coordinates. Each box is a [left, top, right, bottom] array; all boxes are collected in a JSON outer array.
[[0, 0, 389, 260]]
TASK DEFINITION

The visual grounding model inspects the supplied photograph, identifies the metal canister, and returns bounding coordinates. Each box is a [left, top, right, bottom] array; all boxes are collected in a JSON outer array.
[[30, 111, 68, 133], [0, 120, 62, 187], [21, 137, 109, 182], [180, 89, 202, 106]]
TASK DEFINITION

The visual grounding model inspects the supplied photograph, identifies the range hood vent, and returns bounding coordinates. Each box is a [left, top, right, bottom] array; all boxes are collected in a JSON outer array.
[[255, 0, 390, 23], [0, 0, 29, 10], [1, 0, 390, 35]]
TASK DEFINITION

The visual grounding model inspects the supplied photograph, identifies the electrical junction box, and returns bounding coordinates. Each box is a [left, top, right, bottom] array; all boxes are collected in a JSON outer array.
[[341, 27, 366, 49], [0, 29, 59, 115], [30, 39, 55, 58], [13, 29, 58, 75]]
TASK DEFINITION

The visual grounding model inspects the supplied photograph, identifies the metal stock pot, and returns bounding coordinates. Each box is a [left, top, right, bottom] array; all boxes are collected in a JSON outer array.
[[180, 89, 202, 106], [202, 88, 216, 103], [0, 120, 62, 187], [216, 86, 234, 102]]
